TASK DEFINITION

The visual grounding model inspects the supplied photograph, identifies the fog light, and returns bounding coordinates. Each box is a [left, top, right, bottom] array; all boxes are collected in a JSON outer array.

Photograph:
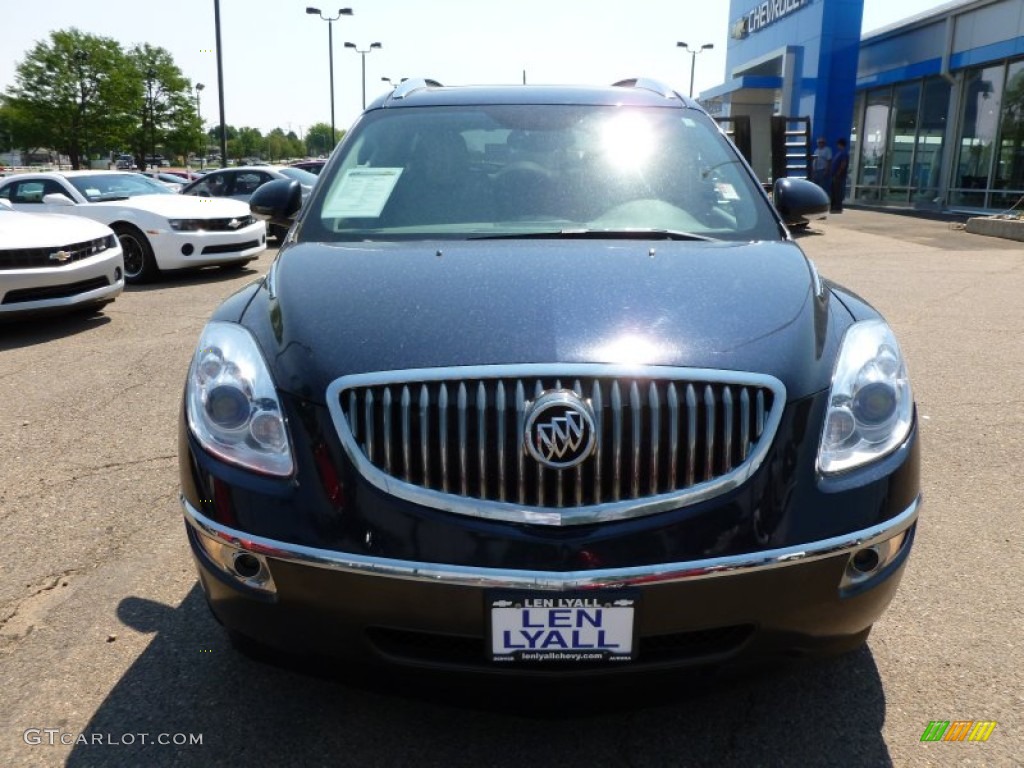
[[182, 243, 195, 255], [840, 530, 909, 590], [193, 528, 277, 594], [233, 552, 262, 578], [115, 267, 123, 281], [851, 547, 880, 573]]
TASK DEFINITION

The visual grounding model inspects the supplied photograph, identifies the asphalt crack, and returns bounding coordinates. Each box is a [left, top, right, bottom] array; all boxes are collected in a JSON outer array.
[[0, 569, 81, 653]]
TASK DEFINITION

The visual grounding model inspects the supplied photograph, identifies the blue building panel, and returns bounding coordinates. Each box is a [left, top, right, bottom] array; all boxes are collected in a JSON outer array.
[[719, 0, 865, 149]]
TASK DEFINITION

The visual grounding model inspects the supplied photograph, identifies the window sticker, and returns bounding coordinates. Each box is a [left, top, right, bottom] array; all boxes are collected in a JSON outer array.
[[716, 182, 740, 200], [322, 168, 403, 218]]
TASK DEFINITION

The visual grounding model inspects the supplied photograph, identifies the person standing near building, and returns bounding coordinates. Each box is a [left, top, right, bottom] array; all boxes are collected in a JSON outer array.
[[812, 137, 832, 191], [830, 138, 849, 213]]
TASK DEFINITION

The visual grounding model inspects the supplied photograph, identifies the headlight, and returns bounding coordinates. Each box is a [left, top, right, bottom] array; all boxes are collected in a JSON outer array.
[[186, 322, 294, 476], [818, 319, 913, 474], [169, 219, 203, 231]]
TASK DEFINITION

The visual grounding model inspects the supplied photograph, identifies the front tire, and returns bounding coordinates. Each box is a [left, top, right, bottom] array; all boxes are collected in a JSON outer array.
[[114, 224, 158, 284]]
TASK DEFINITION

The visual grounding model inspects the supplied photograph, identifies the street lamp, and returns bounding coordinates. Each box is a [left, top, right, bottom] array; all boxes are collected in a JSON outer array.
[[676, 42, 714, 99], [306, 7, 353, 147], [344, 42, 382, 110], [195, 83, 205, 169]]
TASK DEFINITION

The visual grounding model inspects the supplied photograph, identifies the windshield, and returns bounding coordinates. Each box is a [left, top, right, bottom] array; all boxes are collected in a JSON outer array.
[[67, 173, 173, 201], [301, 104, 778, 243], [278, 167, 319, 186]]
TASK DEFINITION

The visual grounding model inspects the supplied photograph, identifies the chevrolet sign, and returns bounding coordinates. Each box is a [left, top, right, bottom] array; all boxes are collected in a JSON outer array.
[[732, 0, 810, 39]]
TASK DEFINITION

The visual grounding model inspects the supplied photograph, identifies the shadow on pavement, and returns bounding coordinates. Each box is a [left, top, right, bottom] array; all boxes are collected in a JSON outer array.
[[0, 310, 111, 351], [124, 263, 263, 293], [65, 585, 894, 767]]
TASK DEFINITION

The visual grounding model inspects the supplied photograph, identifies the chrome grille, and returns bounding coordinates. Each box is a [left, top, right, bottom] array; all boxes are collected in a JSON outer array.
[[0, 235, 114, 270], [327, 365, 786, 526]]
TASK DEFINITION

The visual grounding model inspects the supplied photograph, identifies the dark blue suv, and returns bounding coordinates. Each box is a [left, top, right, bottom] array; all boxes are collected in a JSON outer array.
[[179, 78, 919, 678]]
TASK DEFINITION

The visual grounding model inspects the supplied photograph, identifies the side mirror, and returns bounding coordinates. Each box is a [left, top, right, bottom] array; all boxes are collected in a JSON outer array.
[[42, 193, 76, 206], [0, 198, 12, 210], [772, 177, 830, 227], [250, 179, 303, 225]]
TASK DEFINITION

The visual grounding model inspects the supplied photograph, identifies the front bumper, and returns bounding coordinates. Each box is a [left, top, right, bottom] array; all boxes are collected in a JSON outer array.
[[0, 250, 124, 315], [184, 494, 919, 674], [149, 222, 267, 271]]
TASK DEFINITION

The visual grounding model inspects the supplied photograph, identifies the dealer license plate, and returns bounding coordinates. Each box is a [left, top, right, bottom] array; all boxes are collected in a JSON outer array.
[[489, 591, 637, 663]]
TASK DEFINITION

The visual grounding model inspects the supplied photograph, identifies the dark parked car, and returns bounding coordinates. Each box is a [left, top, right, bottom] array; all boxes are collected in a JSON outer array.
[[179, 165, 317, 241], [180, 78, 919, 678], [290, 159, 326, 175]]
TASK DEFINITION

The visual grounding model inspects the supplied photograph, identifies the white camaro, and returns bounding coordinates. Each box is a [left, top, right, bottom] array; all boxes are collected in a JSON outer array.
[[0, 171, 267, 284], [0, 198, 124, 316]]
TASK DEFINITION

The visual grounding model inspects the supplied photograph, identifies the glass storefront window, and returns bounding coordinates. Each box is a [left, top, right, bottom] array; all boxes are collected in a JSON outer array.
[[882, 82, 921, 202], [954, 64, 1006, 207], [857, 87, 892, 201], [912, 77, 950, 203], [994, 59, 1024, 201]]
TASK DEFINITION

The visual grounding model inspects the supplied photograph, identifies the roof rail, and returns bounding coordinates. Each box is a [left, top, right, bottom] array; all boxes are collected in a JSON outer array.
[[612, 78, 679, 100], [391, 78, 444, 100]]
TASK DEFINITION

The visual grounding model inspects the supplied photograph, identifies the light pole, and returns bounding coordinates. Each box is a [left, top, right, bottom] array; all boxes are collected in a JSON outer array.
[[676, 42, 714, 99], [195, 83, 205, 169], [344, 42, 382, 110], [307, 7, 353, 147]]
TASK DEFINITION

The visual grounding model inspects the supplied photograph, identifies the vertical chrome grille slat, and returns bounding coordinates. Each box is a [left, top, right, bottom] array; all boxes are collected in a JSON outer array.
[[591, 381, 603, 504], [335, 370, 780, 521], [516, 381, 526, 504], [496, 381, 507, 502], [630, 381, 641, 499], [722, 386, 734, 473], [649, 382, 660, 495], [534, 380, 544, 507], [477, 382, 487, 499], [419, 384, 430, 487], [382, 386, 393, 473], [740, 387, 751, 461], [685, 383, 697, 487], [667, 383, 678, 490], [611, 381, 623, 501], [458, 382, 468, 497], [704, 385, 716, 482], [365, 389, 376, 463], [574, 379, 584, 506], [438, 383, 449, 492], [349, 391, 359, 442], [400, 385, 411, 480]]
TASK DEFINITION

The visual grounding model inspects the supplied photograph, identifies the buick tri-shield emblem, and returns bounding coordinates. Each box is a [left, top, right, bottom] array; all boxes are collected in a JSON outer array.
[[523, 390, 597, 470]]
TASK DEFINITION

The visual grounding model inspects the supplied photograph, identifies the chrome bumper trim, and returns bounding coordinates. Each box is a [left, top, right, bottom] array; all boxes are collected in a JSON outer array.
[[182, 495, 920, 591]]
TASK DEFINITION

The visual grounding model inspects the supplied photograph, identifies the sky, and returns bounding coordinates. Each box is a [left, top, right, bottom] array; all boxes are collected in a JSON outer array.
[[0, 0, 954, 139]]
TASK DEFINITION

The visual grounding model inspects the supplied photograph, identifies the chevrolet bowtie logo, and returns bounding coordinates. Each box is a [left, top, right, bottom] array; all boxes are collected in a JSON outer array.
[[49, 250, 72, 263]]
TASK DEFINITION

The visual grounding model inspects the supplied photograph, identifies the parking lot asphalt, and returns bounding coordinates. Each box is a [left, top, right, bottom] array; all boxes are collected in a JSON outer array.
[[1, 210, 1022, 767]]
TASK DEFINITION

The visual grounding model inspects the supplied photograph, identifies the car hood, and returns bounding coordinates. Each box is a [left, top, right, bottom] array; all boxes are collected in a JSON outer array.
[[242, 240, 849, 403], [0, 210, 113, 248], [93, 194, 250, 218]]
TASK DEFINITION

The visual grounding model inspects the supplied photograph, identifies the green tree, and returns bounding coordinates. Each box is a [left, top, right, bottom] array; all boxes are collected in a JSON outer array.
[[3, 28, 133, 169], [235, 127, 264, 161], [265, 128, 288, 162], [126, 44, 197, 170], [305, 122, 334, 157]]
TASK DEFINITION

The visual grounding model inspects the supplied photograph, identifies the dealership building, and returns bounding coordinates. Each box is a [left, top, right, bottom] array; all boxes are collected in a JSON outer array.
[[702, 0, 1024, 212]]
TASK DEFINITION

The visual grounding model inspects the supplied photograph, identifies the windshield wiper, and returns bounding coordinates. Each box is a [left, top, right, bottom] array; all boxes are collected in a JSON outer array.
[[91, 194, 131, 202], [468, 228, 714, 242]]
